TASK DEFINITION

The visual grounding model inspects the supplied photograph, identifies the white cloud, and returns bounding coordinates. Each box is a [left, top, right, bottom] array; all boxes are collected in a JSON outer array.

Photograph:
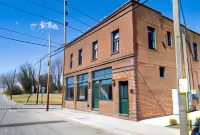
[[15, 22, 19, 25], [40, 21, 59, 30], [30, 21, 59, 31]]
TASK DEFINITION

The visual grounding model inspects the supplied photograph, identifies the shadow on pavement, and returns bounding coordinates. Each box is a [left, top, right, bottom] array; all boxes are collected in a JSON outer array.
[[0, 120, 67, 128]]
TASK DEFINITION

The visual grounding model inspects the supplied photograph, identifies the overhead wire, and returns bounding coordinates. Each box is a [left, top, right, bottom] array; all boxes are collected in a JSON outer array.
[[55, 0, 100, 23], [24, 0, 92, 28], [0, 27, 63, 45], [0, 1, 84, 33], [0, 35, 57, 48]]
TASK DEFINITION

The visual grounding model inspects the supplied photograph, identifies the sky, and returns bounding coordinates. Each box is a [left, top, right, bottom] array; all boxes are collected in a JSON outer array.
[[0, 0, 199, 74]]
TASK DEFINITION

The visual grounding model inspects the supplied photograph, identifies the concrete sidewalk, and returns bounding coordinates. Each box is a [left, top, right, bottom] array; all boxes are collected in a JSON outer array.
[[47, 109, 180, 135]]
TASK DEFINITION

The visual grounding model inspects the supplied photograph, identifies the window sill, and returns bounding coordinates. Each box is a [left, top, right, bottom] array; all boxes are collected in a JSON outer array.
[[91, 58, 97, 62], [118, 113, 129, 117], [111, 51, 119, 56], [76, 100, 87, 102], [160, 77, 165, 79], [148, 48, 157, 52], [66, 99, 74, 101], [99, 100, 113, 102]]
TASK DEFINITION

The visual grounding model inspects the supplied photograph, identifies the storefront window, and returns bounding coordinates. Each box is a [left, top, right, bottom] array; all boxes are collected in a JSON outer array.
[[92, 68, 112, 101], [77, 74, 88, 101], [66, 77, 74, 100], [100, 79, 112, 100]]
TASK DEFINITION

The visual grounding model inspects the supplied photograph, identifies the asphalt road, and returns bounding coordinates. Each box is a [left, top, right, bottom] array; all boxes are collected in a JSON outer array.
[[0, 94, 110, 135]]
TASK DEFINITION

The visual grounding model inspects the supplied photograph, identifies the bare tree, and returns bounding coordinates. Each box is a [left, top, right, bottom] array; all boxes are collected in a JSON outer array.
[[51, 57, 63, 92], [0, 71, 16, 93], [17, 62, 37, 93]]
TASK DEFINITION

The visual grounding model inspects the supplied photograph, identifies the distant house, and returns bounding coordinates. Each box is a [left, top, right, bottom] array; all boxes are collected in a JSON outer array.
[[0, 85, 6, 94]]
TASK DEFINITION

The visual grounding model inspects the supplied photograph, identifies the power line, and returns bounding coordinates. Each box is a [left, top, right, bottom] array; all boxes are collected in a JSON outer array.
[[24, 0, 92, 27], [55, 0, 100, 23], [0, 35, 57, 48], [29, 0, 148, 69], [0, 27, 63, 45], [0, 1, 84, 33]]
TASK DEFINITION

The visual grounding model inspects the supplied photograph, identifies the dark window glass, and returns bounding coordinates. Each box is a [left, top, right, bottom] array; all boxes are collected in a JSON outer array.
[[193, 43, 199, 61], [77, 74, 88, 101], [100, 79, 112, 100], [112, 30, 119, 53], [167, 31, 172, 46], [66, 77, 74, 100], [78, 49, 82, 65], [77, 82, 88, 101], [92, 68, 112, 80], [70, 54, 73, 69], [92, 41, 98, 60], [159, 67, 165, 78], [148, 26, 156, 50]]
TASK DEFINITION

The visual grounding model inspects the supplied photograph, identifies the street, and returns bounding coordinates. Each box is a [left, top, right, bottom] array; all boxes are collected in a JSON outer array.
[[0, 94, 110, 135]]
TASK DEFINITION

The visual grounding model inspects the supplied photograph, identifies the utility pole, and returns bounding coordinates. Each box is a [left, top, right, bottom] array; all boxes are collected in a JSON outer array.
[[172, 0, 189, 134], [62, 0, 68, 108], [36, 60, 41, 104], [11, 69, 16, 100], [46, 34, 54, 111]]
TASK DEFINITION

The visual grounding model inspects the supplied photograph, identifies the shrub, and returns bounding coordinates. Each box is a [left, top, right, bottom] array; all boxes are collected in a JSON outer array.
[[3, 85, 23, 95], [169, 118, 177, 125]]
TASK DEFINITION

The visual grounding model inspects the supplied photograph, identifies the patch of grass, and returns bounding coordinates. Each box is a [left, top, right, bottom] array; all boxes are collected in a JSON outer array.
[[7, 94, 62, 105]]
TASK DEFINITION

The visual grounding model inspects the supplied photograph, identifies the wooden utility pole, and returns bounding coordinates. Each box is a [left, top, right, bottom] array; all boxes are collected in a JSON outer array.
[[62, 0, 67, 108], [172, 0, 189, 134], [36, 60, 41, 104], [46, 34, 54, 111], [11, 69, 16, 100]]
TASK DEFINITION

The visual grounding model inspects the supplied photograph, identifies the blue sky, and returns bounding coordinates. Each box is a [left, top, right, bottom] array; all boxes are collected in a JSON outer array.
[[0, 0, 199, 74]]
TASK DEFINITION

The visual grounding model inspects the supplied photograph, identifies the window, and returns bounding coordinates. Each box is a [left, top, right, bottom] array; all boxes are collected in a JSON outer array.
[[92, 41, 98, 60], [66, 77, 74, 100], [100, 79, 112, 100], [159, 67, 165, 78], [78, 49, 82, 65], [92, 68, 112, 80], [167, 31, 172, 46], [77, 74, 88, 101], [148, 26, 156, 50], [111, 30, 119, 53], [193, 43, 199, 61], [70, 54, 73, 69], [92, 68, 112, 101]]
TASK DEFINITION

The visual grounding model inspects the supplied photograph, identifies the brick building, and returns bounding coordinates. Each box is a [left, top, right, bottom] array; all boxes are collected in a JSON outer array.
[[62, 1, 200, 121]]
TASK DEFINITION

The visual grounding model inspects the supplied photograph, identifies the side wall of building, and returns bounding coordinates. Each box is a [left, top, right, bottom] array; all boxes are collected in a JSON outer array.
[[135, 5, 200, 120]]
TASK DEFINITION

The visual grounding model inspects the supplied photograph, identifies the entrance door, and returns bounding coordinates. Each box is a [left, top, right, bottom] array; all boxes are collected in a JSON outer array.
[[92, 81, 100, 110], [119, 81, 129, 115]]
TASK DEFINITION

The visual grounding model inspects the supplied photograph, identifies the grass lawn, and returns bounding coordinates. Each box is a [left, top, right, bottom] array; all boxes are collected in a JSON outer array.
[[7, 94, 62, 105]]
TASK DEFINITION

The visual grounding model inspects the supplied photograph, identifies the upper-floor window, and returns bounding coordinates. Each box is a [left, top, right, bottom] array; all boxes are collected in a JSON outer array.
[[167, 31, 172, 47], [77, 74, 88, 101], [78, 49, 82, 65], [148, 26, 156, 50], [111, 30, 119, 54], [70, 54, 73, 69], [159, 67, 165, 78], [92, 41, 98, 60], [66, 77, 74, 100], [193, 43, 199, 61]]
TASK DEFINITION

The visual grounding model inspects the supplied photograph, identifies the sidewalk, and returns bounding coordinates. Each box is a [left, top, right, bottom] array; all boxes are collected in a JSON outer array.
[[47, 109, 180, 135]]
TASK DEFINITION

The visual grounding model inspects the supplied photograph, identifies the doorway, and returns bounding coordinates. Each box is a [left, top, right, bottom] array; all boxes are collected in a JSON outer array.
[[92, 81, 100, 110], [119, 81, 129, 115]]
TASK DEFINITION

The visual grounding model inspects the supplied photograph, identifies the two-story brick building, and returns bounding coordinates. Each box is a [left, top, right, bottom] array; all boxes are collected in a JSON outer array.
[[62, 1, 200, 121]]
